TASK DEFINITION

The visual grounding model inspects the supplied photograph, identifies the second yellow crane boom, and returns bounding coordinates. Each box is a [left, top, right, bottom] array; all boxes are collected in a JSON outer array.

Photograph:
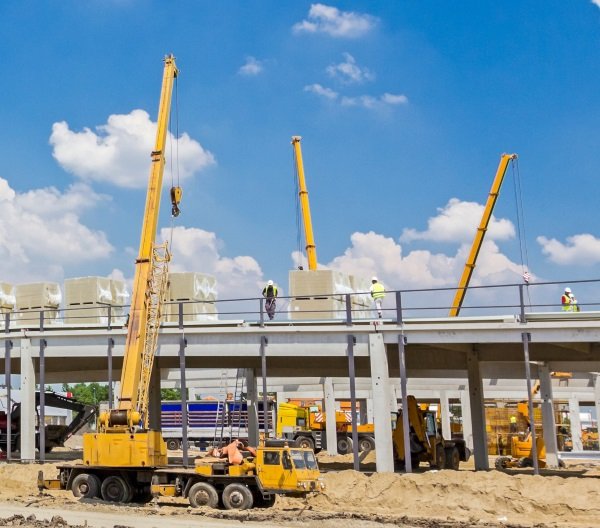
[[449, 153, 517, 317]]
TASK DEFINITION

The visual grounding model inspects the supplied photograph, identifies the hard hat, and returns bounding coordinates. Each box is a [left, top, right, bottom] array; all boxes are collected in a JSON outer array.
[[371, 276, 378, 282], [564, 287, 572, 293], [267, 280, 274, 286]]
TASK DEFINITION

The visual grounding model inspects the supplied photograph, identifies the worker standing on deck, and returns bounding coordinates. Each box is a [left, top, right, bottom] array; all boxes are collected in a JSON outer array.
[[370, 277, 385, 319], [561, 287, 579, 312], [262, 280, 278, 320]]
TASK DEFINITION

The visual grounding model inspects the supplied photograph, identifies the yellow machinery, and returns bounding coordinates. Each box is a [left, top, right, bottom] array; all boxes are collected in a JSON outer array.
[[292, 136, 318, 270], [392, 396, 470, 470], [449, 153, 517, 316], [276, 402, 375, 453]]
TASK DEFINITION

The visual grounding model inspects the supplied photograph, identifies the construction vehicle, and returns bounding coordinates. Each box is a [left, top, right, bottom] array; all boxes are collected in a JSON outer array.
[[39, 55, 323, 509], [0, 391, 96, 454], [449, 153, 518, 316], [392, 396, 470, 470], [276, 402, 375, 454]]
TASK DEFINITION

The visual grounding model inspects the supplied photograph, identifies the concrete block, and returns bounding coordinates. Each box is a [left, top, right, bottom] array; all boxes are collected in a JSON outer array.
[[15, 282, 61, 309], [289, 297, 346, 320], [168, 272, 217, 301], [289, 270, 353, 299]]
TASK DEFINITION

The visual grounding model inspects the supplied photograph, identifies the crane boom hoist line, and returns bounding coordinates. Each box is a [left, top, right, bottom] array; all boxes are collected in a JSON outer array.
[[292, 136, 318, 271], [449, 153, 517, 317], [87, 55, 179, 468]]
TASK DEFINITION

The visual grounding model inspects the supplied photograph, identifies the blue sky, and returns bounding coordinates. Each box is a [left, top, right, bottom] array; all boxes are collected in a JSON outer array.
[[1, 1, 599, 307]]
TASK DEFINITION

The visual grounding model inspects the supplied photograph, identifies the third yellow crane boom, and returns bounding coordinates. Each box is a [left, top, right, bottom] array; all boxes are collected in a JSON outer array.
[[449, 153, 517, 317], [292, 136, 318, 271]]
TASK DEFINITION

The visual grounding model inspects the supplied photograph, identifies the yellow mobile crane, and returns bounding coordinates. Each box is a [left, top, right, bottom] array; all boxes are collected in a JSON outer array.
[[292, 136, 318, 270], [449, 153, 517, 316], [40, 57, 323, 509]]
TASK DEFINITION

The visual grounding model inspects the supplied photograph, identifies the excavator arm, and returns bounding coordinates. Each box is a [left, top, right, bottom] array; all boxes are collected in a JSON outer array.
[[449, 153, 517, 317]]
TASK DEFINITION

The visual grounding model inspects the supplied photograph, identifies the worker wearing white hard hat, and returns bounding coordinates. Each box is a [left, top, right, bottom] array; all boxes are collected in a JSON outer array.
[[262, 280, 278, 320], [370, 276, 385, 318], [561, 287, 579, 312]]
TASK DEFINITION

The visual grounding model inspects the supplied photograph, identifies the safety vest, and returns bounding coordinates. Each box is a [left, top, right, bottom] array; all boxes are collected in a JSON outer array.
[[263, 285, 278, 298], [371, 282, 385, 299], [510, 416, 517, 424], [561, 294, 573, 311]]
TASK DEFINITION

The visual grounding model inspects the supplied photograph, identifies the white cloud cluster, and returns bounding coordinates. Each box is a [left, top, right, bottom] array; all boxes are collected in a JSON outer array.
[[0, 177, 113, 283], [537, 234, 600, 265], [50, 110, 216, 189], [304, 84, 408, 108], [593, 0, 600, 9], [401, 198, 515, 243], [293, 3, 377, 38], [238, 56, 264, 76], [159, 226, 265, 301], [327, 53, 374, 84]]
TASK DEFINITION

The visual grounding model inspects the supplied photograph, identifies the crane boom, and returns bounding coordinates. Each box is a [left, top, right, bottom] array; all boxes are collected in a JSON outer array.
[[448, 153, 517, 317], [292, 136, 318, 270]]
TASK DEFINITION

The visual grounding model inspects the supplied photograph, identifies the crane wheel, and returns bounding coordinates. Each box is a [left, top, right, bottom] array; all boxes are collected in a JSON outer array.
[[337, 436, 353, 455], [101, 476, 132, 503], [71, 473, 101, 499], [222, 483, 254, 510], [166, 439, 181, 451], [431, 446, 446, 469], [296, 436, 315, 451], [444, 447, 460, 470], [358, 436, 375, 452], [188, 482, 219, 509]]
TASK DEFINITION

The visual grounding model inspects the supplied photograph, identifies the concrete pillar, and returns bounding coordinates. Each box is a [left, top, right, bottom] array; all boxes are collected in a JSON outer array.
[[246, 368, 260, 446], [113, 382, 121, 409], [368, 333, 394, 472], [466, 348, 488, 470], [569, 397, 583, 452], [323, 377, 338, 455], [358, 398, 368, 425], [594, 374, 600, 446], [460, 389, 473, 450], [147, 360, 162, 430], [538, 364, 559, 466], [366, 396, 374, 424], [20, 339, 36, 461], [439, 390, 452, 440]]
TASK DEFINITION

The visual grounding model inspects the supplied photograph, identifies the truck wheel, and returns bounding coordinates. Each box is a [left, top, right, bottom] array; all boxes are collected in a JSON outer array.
[[101, 476, 131, 503], [296, 436, 315, 450], [431, 445, 445, 469], [188, 482, 219, 509], [166, 439, 180, 451], [358, 436, 375, 452], [337, 436, 353, 454], [444, 447, 460, 470], [71, 473, 101, 498], [222, 483, 254, 510]]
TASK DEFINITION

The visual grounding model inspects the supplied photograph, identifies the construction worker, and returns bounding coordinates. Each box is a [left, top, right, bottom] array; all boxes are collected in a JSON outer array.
[[262, 280, 278, 320], [509, 415, 517, 433], [370, 276, 385, 318], [561, 287, 580, 312]]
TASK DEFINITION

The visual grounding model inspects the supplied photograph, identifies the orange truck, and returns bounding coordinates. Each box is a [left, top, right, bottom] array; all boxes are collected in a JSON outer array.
[[276, 402, 375, 454]]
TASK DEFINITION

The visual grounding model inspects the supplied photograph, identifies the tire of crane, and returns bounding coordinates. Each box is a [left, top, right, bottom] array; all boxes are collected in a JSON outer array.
[[188, 481, 219, 509], [431, 445, 446, 469], [444, 446, 460, 470], [295, 436, 315, 451], [101, 476, 131, 503], [336, 436, 353, 455], [222, 483, 254, 510], [71, 473, 101, 499], [166, 439, 181, 451], [358, 436, 375, 453]]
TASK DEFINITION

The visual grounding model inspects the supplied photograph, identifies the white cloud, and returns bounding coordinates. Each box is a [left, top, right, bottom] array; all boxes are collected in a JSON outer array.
[[0, 177, 113, 283], [293, 3, 378, 38], [304, 83, 339, 100], [326, 53, 374, 84], [50, 109, 216, 189], [381, 93, 408, 105], [592, 0, 600, 9], [238, 56, 264, 76], [400, 198, 515, 243], [159, 226, 264, 301], [537, 234, 600, 265]]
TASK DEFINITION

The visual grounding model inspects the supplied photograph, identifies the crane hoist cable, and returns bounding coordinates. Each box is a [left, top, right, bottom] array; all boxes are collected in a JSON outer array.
[[511, 157, 532, 306]]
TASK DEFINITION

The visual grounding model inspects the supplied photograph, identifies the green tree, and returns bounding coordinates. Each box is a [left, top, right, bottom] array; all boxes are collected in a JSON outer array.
[[62, 382, 109, 405], [161, 388, 181, 401]]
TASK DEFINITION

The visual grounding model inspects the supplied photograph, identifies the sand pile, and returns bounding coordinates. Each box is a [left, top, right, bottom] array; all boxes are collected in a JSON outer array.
[[0, 464, 63, 501]]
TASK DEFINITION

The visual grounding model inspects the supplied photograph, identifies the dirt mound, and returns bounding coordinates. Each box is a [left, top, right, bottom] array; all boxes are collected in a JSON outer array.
[[0, 515, 82, 527]]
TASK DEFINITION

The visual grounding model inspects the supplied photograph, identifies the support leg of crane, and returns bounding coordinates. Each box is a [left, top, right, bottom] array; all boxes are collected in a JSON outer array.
[[467, 347, 488, 470]]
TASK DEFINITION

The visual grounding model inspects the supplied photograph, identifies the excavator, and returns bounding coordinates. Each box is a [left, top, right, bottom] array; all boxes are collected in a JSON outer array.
[[39, 55, 323, 510], [449, 153, 517, 317]]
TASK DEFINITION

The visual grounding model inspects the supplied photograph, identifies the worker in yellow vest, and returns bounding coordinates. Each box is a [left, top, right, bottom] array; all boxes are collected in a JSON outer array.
[[262, 280, 278, 320], [370, 276, 385, 319], [509, 415, 517, 433], [561, 287, 580, 312]]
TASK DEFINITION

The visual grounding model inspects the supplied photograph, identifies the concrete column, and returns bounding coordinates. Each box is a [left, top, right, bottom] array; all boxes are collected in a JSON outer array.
[[466, 348, 488, 470], [366, 396, 374, 424], [246, 368, 260, 446], [538, 364, 559, 467], [368, 333, 394, 472], [460, 389, 473, 450], [147, 360, 162, 430], [389, 384, 399, 421], [323, 377, 338, 455], [20, 338, 36, 461], [594, 374, 600, 446], [569, 397, 583, 452], [439, 390, 452, 440], [113, 382, 121, 409], [358, 398, 368, 425]]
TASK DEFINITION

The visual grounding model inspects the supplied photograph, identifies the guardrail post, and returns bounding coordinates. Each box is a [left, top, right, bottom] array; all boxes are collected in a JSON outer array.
[[345, 294, 353, 326], [178, 302, 184, 330], [107, 305, 112, 331], [259, 298, 265, 327], [39, 310, 44, 332], [39, 338, 47, 462], [395, 291, 403, 324], [519, 284, 526, 323], [4, 312, 10, 333]]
